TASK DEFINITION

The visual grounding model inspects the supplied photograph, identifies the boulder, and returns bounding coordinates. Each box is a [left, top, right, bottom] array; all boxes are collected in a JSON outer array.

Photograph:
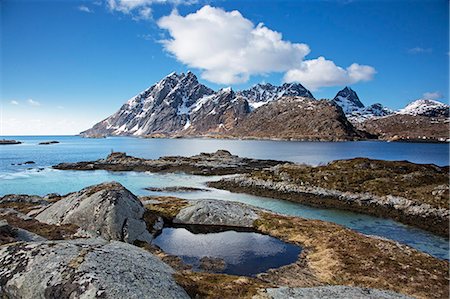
[[261, 286, 413, 299], [0, 238, 190, 299], [174, 199, 260, 227], [35, 182, 153, 243]]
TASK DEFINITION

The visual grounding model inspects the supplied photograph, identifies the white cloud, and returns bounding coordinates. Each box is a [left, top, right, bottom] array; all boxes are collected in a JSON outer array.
[[107, 0, 195, 20], [27, 99, 41, 106], [78, 5, 93, 13], [158, 6, 310, 84], [422, 91, 443, 100], [408, 47, 432, 54], [10, 100, 19, 105], [283, 57, 376, 91]]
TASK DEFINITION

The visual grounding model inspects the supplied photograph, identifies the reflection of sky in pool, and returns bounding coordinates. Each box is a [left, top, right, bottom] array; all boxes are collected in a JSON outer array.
[[152, 227, 301, 276]]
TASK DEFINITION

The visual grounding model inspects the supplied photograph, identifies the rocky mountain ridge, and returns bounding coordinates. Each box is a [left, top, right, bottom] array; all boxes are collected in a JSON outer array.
[[81, 72, 449, 142]]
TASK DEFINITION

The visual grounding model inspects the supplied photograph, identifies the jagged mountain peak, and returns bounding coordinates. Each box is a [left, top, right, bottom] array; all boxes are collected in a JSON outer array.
[[236, 81, 314, 110], [332, 86, 365, 114]]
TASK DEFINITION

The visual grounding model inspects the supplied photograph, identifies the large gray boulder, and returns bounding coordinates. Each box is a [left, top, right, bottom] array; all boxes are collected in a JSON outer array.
[[35, 182, 153, 243], [260, 286, 413, 299], [0, 238, 189, 299], [174, 199, 260, 227]]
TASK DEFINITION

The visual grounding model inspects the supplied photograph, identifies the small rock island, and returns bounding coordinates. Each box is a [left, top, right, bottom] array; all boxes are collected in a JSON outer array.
[[0, 139, 21, 145]]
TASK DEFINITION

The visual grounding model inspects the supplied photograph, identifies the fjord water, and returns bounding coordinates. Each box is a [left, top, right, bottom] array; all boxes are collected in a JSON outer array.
[[0, 135, 449, 260], [153, 227, 301, 276]]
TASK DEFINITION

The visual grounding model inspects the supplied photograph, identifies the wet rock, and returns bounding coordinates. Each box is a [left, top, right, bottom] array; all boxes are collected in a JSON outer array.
[[24, 161, 35, 164], [199, 256, 226, 272], [174, 199, 260, 228], [260, 286, 413, 299], [35, 182, 154, 243], [0, 238, 190, 299]]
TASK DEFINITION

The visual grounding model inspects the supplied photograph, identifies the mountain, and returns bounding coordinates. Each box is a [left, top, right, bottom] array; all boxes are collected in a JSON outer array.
[[357, 99, 449, 142], [237, 82, 314, 110], [230, 97, 368, 141], [81, 72, 448, 142], [332, 87, 392, 123], [81, 72, 316, 138], [332, 87, 364, 114], [81, 72, 214, 137], [182, 87, 250, 135], [398, 99, 449, 117]]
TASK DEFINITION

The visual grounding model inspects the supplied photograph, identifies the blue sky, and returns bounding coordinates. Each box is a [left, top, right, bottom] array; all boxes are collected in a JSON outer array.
[[1, 0, 448, 135]]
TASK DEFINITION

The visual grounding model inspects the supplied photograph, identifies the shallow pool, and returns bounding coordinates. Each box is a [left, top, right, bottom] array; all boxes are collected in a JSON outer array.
[[152, 226, 302, 276]]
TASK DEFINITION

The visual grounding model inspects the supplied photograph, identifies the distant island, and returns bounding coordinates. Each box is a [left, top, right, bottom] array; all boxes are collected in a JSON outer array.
[[0, 139, 21, 145]]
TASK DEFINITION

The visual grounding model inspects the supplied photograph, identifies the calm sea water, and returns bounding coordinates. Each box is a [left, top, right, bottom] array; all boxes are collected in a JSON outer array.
[[0, 135, 448, 259]]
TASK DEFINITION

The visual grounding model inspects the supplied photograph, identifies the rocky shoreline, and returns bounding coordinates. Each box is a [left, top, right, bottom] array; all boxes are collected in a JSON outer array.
[[1, 183, 447, 298], [53, 150, 287, 175], [209, 176, 449, 236], [208, 158, 449, 237], [54, 151, 449, 236]]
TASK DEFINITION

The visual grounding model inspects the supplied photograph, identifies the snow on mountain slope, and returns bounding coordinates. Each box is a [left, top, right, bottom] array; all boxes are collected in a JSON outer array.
[[237, 82, 314, 110], [398, 99, 449, 117]]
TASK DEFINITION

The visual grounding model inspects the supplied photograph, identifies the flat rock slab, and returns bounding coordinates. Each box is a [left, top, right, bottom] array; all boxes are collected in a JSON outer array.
[[35, 182, 153, 244], [262, 286, 413, 299], [174, 199, 260, 227], [0, 238, 190, 299]]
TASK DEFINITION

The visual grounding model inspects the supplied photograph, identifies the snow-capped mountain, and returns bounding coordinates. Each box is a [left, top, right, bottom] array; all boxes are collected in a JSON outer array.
[[398, 99, 449, 117], [81, 71, 448, 142], [81, 72, 315, 137], [82, 71, 215, 136], [332, 87, 364, 114], [332, 87, 392, 123], [237, 82, 314, 110]]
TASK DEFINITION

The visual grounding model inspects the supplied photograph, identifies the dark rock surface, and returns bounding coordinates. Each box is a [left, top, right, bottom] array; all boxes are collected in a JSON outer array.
[[38, 140, 59, 145], [0, 139, 21, 145]]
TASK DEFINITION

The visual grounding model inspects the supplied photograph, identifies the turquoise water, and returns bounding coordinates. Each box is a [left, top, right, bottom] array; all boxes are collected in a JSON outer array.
[[153, 227, 301, 276], [0, 135, 448, 259]]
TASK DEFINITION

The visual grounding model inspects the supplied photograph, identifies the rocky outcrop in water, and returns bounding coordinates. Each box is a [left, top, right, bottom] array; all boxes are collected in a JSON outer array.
[[38, 140, 59, 145], [0, 238, 189, 299], [53, 150, 287, 175], [35, 182, 153, 243], [209, 158, 450, 236], [0, 139, 21, 145], [173, 199, 260, 228]]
